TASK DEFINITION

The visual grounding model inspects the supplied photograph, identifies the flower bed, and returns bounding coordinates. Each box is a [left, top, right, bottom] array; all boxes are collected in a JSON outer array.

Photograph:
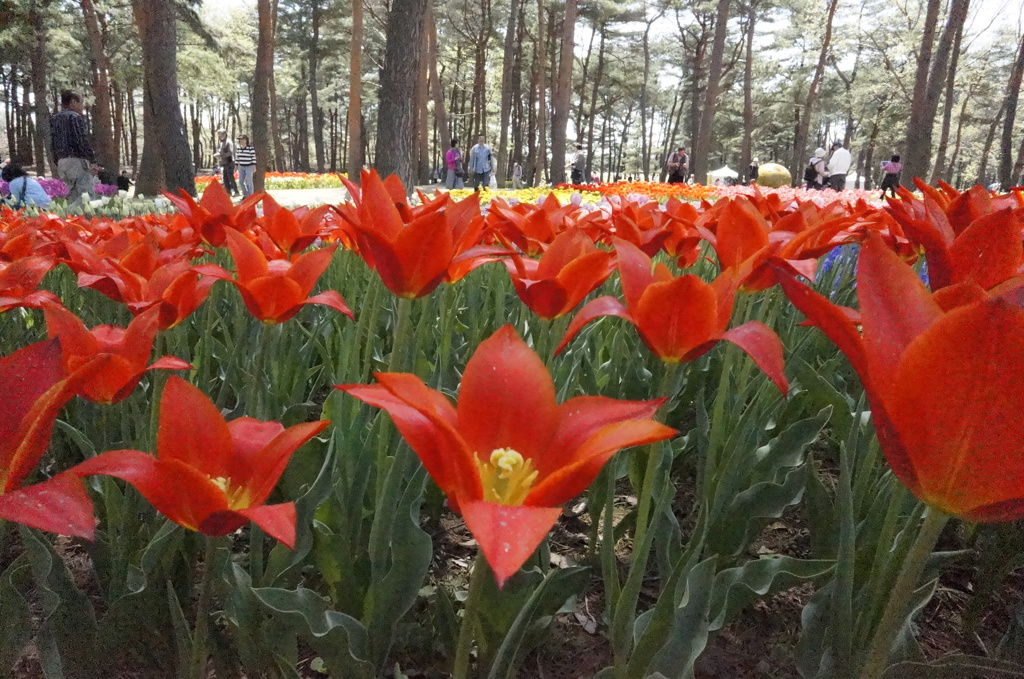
[[196, 170, 348, 190], [2, 175, 1022, 679]]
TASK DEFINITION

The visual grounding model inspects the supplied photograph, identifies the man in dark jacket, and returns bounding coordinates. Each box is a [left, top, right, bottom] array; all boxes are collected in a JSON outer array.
[[50, 90, 96, 204]]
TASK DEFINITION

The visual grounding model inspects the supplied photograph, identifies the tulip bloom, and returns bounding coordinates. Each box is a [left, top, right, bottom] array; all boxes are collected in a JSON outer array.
[[338, 326, 676, 586], [0, 255, 59, 312], [505, 229, 615, 320], [557, 239, 788, 393], [0, 340, 98, 538], [74, 377, 329, 548], [196, 229, 353, 324], [163, 180, 264, 247], [338, 170, 486, 298], [258, 198, 331, 257], [775, 234, 1024, 521], [44, 304, 191, 403]]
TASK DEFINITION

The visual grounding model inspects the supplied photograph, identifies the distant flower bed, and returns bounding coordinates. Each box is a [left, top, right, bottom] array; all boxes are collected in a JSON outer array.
[[0, 177, 70, 199], [95, 183, 119, 196], [195, 171, 348, 190], [555, 180, 718, 202], [449, 186, 604, 205]]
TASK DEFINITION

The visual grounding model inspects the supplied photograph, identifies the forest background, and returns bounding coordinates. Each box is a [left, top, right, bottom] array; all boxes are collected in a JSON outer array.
[[0, 0, 1022, 196]]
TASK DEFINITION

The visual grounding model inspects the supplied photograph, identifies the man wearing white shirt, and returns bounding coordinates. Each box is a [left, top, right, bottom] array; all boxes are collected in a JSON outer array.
[[827, 141, 852, 191]]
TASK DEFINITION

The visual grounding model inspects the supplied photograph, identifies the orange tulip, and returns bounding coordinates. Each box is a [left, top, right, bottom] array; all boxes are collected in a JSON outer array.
[[196, 229, 353, 324], [74, 377, 328, 547], [162, 180, 263, 247], [775, 234, 1024, 521], [557, 239, 789, 393], [505, 229, 615, 320], [338, 325, 676, 586], [44, 303, 191, 403], [0, 255, 59, 312]]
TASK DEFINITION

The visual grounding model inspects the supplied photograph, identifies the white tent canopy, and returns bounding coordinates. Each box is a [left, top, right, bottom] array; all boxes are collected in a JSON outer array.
[[707, 166, 739, 178]]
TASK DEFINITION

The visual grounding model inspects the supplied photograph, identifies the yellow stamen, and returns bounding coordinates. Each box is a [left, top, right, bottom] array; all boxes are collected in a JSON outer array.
[[209, 476, 253, 510], [475, 448, 539, 505]]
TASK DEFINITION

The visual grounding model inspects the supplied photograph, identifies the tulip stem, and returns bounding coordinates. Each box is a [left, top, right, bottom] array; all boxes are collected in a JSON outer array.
[[633, 361, 681, 551], [191, 537, 220, 679], [453, 553, 488, 679], [857, 507, 949, 679]]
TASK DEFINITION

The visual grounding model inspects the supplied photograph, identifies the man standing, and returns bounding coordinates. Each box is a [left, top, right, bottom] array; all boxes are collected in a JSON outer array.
[[666, 146, 689, 184], [570, 144, 587, 184], [217, 129, 239, 197], [511, 161, 524, 189], [827, 141, 851, 191], [50, 90, 97, 204], [235, 135, 257, 197], [467, 135, 492, 192]]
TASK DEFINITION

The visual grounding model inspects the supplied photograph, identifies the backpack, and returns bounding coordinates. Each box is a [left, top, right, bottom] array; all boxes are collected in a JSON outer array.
[[803, 162, 818, 183]]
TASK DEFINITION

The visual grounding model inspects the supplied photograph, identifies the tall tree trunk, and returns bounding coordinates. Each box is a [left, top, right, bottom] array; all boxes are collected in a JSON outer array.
[[999, 30, 1024, 189], [638, 18, 654, 179], [899, 0, 941, 187], [584, 22, 606, 178], [496, 0, 522, 183], [977, 102, 1005, 186], [309, 0, 326, 173], [81, 0, 117, 168], [415, 26, 430, 183], [534, 0, 548, 183], [946, 84, 973, 184], [296, 69, 311, 172], [740, 0, 756, 184], [549, 0, 578, 185], [135, 85, 165, 195], [190, 102, 202, 170], [929, 15, 965, 184], [253, 0, 275, 190], [693, 0, 733, 182], [128, 86, 138, 169], [347, 0, 364, 180], [426, 5, 449, 156], [28, 0, 53, 177], [132, 0, 195, 194], [789, 0, 838, 184], [375, 0, 428, 190]]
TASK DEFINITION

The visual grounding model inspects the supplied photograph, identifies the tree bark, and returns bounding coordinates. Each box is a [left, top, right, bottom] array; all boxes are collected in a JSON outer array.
[[27, 0, 53, 177], [977, 101, 1005, 186], [693, 0, 732, 182], [899, 0, 941, 187], [495, 0, 522, 182], [584, 22, 606, 178], [426, 5, 449, 159], [789, 0, 838, 184], [253, 0, 275, 189], [549, 0, 578, 185], [929, 15, 965, 185], [347, 0, 364, 180], [132, 0, 195, 194], [999, 30, 1024, 189], [309, 0, 326, 173], [740, 0, 756, 184], [375, 0, 428, 190], [81, 0, 117, 169]]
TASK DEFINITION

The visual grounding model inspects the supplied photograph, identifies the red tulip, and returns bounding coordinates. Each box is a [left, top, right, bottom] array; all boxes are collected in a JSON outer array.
[[44, 303, 191, 403], [338, 170, 487, 297], [557, 239, 788, 393], [162, 180, 264, 247], [0, 339, 99, 538], [74, 377, 328, 547], [505, 229, 615, 320], [775, 234, 1024, 521], [338, 325, 676, 586], [0, 255, 59, 312], [196, 229, 353, 324]]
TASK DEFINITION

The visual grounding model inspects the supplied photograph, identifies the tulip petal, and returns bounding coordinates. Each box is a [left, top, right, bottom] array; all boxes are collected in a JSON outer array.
[[303, 291, 355, 320], [460, 499, 561, 588], [888, 299, 1024, 518], [157, 377, 234, 475], [527, 419, 677, 507], [858, 235, 942, 400], [947, 209, 1023, 291], [235, 420, 328, 506], [148, 356, 193, 372], [457, 326, 559, 462], [612, 239, 656, 309], [288, 246, 337, 297], [633, 275, 719, 361], [224, 229, 270, 284], [238, 503, 298, 549], [555, 296, 632, 356], [0, 473, 95, 538], [0, 339, 64, 466], [720, 321, 789, 394]]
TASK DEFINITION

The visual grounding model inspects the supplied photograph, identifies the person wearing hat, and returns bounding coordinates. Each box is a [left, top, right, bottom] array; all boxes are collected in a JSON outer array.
[[217, 129, 239, 197], [747, 157, 759, 184], [827, 141, 851, 191]]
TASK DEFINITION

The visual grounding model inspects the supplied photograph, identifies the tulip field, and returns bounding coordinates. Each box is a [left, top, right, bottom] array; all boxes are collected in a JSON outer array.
[[1, 171, 1022, 679]]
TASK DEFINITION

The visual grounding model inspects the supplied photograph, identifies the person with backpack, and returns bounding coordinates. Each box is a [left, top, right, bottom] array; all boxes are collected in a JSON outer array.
[[879, 154, 902, 200], [445, 138, 465, 190], [666, 146, 690, 184], [1, 162, 52, 209], [804, 148, 828, 190], [511, 162, 524, 189]]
